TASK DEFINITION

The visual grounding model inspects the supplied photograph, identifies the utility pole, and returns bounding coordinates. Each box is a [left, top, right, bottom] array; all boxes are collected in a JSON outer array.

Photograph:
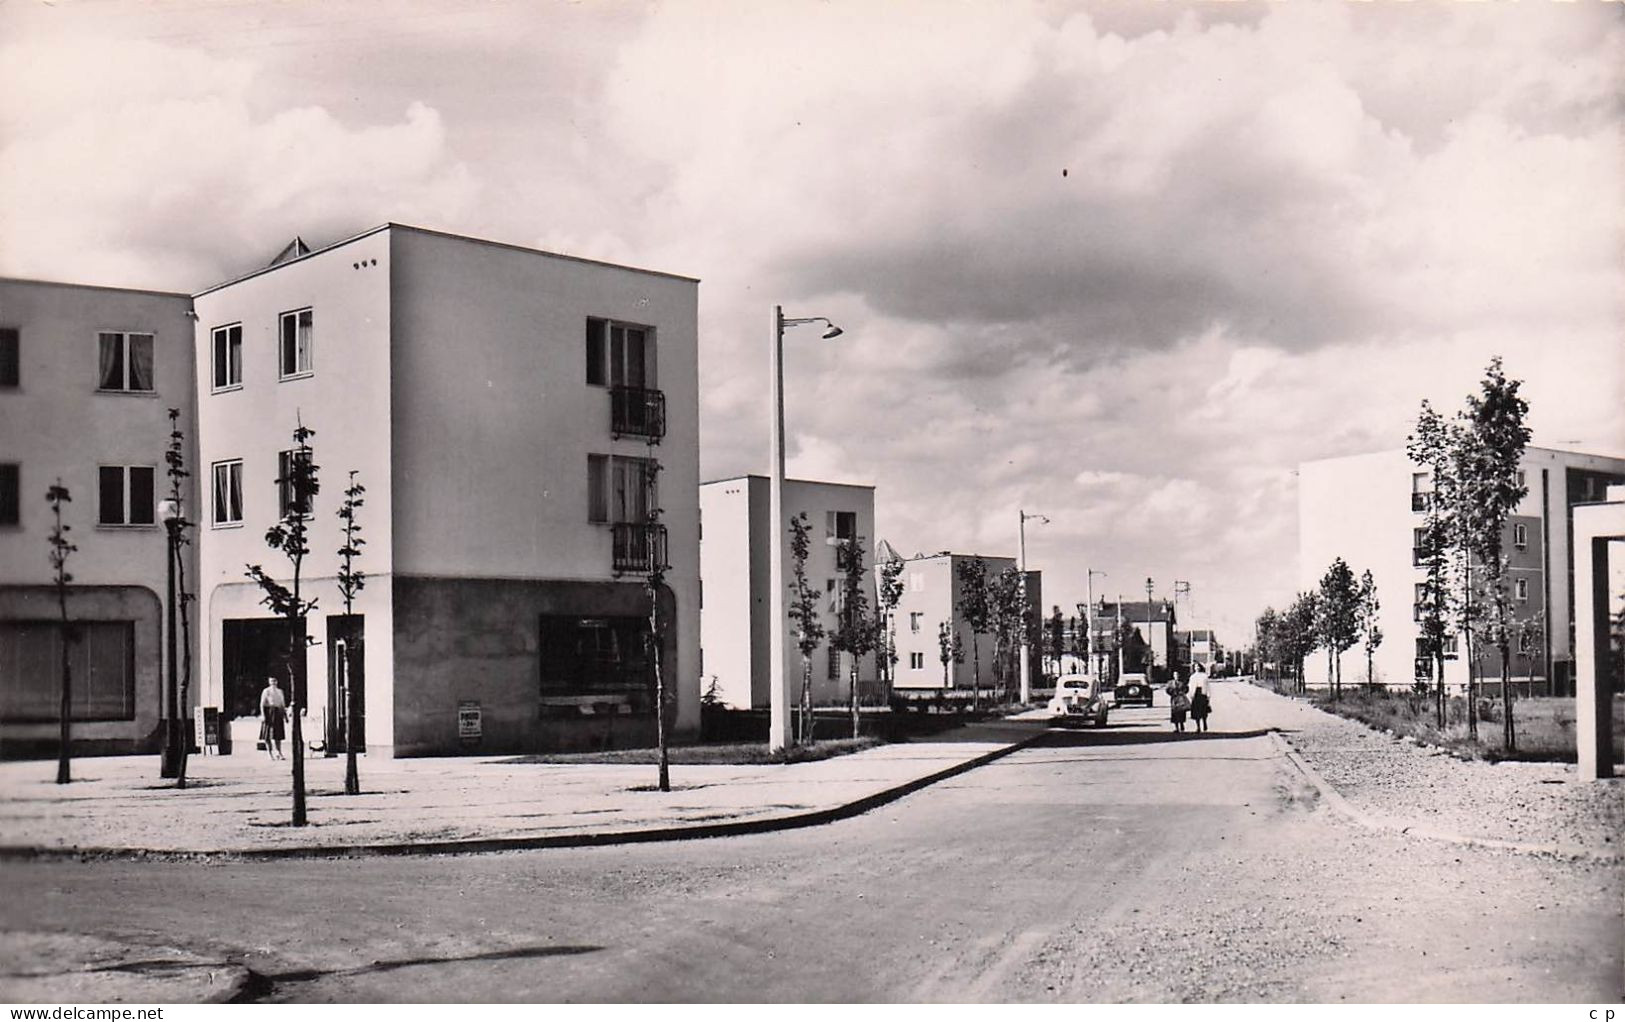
[[1087, 569, 1106, 677], [1017, 510, 1048, 703], [1116, 595, 1125, 681], [1173, 579, 1191, 673]]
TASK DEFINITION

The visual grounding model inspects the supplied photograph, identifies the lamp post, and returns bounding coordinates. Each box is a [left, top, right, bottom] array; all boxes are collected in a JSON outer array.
[[1017, 510, 1048, 703], [1173, 579, 1191, 673], [1145, 576, 1155, 680], [1086, 569, 1107, 677], [769, 305, 843, 752], [158, 497, 182, 780]]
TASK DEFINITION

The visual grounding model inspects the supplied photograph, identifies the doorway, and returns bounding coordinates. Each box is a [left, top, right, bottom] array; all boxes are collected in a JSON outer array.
[[326, 614, 365, 753]]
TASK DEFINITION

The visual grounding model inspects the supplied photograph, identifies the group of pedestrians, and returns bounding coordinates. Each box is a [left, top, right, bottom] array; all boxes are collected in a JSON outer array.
[[1168, 667, 1212, 735]]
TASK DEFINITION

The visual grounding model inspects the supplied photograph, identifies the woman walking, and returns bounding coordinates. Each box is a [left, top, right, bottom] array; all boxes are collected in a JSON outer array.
[[259, 676, 288, 760], [1170, 686, 1190, 734], [1189, 686, 1211, 733]]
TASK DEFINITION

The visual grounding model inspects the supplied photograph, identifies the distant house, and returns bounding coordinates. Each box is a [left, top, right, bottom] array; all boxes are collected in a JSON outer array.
[[1088, 598, 1178, 684], [889, 552, 1041, 696], [698, 475, 876, 710]]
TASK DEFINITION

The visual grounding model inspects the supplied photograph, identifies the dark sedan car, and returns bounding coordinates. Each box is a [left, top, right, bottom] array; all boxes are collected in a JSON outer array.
[[1113, 673, 1154, 707]]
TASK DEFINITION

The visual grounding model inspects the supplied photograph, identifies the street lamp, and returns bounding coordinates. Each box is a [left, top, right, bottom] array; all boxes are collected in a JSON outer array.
[[1086, 569, 1107, 677], [157, 497, 183, 782], [769, 305, 843, 752], [1017, 510, 1048, 703], [1145, 576, 1155, 681]]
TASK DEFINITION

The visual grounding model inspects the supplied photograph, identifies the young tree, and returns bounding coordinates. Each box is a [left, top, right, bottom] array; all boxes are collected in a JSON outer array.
[[937, 620, 965, 689], [1459, 357, 1532, 751], [1048, 606, 1065, 677], [46, 481, 77, 785], [1284, 592, 1321, 693], [1317, 558, 1360, 701], [1408, 400, 1458, 726], [954, 557, 992, 711], [874, 555, 905, 698], [244, 420, 320, 826], [163, 408, 196, 789], [1254, 607, 1279, 684], [1356, 569, 1383, 690], [335, 471, 367, 796], [786, 514, 825, 745], [828, 537, 875, 738], [1514, 611, 1545, 692], [640, 456, 672, 791], [988, 566, 1024, 701]]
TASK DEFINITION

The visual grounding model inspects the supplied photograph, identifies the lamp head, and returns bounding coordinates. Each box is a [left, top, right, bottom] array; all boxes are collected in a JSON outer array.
[[821, 325, 843, 340], [158, 498, 181, 523]]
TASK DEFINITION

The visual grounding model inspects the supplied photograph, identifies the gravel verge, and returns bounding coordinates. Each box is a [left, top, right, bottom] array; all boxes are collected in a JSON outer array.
[[1255, 685, 1624, 853]]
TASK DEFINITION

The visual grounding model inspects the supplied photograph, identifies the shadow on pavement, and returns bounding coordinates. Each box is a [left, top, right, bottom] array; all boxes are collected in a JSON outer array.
[[1035, 727, 1275, 748], [251, 943, 605, 990]]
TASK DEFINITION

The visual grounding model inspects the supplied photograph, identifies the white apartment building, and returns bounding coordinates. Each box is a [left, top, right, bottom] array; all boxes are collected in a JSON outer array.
[[890, 552, 1041, 695], [0, 278, 199, 757], [1298, 446, 1625, 693], [192, 224, 701, 756], [698, 476, 876, 710]]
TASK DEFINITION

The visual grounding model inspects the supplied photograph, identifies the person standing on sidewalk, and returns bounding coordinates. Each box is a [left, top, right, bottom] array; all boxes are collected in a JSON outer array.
[[1189, 686, 1211, 733], [259, 677, 288, 760], [1170, 686, 1190, 733]]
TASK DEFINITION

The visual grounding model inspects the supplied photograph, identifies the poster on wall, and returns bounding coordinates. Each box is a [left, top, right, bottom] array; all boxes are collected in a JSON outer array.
[[457, 700, 482, 746]]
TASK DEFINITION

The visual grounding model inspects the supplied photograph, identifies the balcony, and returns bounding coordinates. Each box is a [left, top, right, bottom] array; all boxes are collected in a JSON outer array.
[[611, 386, 666, 441], [1411, 492, 1432, 512], [612, 522, 668, 574]]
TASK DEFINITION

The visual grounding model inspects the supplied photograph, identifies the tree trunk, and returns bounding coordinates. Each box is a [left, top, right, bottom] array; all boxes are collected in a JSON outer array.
[[1325, 648, 1333, 699], [1434, 653, 1446, 728], [849, 659, 860, 740], [56, 647, 72, 785], [799, 656, 813, 745], [1500, 640, 1515, 753], [1463, 626, 1477, 740], [177, 550, 193, 790], [970, 633, 981, 712], [650, 597, 669, 793]]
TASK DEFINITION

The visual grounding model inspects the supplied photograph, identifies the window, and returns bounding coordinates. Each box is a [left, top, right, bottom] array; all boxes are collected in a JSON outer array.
[[212, 460, 243, 526], [538, 615, 653, 706], [585, 317, 653, 388], [1513, 523, 1528, 549], [1518, 631, 1535, 654], [97, 332, 154, 392], [910, 652, 924, 670], [589, 454, 658, 524], [909, 612, 923, 634], [0, 327, 17, 387], [0, 621, 135, 721], [828, 511, 859, 568], [0, 463, 17, 526], [1515, 469, 1526, 489], [279, 309, 313, 378], [827, 645, 840, 680], [212, 324, 242, 390], [97, 466, 155, 526], [1410, 472, 1431, 512], [277, 449, 313, 518], [909, 572, 925, 593], [1412, 527, 1430, 565], [1515, 578, 1529, 602]]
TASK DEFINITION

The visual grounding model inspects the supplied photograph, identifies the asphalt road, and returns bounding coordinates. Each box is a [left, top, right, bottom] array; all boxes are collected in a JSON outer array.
[[3, 688, 1619, 1003]]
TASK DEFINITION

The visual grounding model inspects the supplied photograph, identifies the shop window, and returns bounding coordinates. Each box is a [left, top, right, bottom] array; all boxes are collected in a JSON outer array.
[[0, 621, 135, 721]]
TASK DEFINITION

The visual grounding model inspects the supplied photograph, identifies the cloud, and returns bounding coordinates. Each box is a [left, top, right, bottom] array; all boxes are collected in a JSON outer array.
[[0, 37, 478, 289]]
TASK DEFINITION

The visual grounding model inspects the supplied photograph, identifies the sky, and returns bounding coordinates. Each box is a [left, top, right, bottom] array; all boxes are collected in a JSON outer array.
[[3, 0, 1621, 645]]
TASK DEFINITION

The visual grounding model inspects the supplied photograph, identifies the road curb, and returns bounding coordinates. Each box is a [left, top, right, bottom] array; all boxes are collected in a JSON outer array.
[[0, 731, 1047, 862], [1268, 729, 1621, 863]]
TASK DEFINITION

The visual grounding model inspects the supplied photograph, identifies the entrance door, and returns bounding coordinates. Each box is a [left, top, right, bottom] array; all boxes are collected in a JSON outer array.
[[326, 615, 365, 752]]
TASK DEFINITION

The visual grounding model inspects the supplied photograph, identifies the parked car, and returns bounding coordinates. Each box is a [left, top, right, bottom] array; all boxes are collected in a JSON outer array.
[[1114, 672, 1154, 707], [1047, 674, 1109, 728]]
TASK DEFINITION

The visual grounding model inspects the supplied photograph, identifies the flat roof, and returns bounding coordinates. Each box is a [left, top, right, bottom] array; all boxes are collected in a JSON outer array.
[[194, 222, 700, 298], [0, 275, 192, 301], [701, 474, 875, 490]]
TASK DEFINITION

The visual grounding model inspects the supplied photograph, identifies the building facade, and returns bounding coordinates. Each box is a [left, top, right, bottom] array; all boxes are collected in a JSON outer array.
[[1, 277, 200, 756], [698, 475, 876, 709], [888, 552, 1041, 695], [1087, 599, 1177, 684], [1298, 446, 1625, 693], [189, 224, 702, 756]]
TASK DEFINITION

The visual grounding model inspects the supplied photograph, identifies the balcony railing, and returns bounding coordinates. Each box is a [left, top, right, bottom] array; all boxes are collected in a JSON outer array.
[[612, 522, 668, 574], [611, 386, 666, 441]]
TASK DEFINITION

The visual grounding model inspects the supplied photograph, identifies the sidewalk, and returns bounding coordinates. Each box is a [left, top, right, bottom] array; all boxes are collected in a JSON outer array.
[[0, 719, 1043, 858]]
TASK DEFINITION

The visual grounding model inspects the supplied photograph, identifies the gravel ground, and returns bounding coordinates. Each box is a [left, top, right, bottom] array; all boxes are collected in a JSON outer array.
[[1235, 682, 1624, 853]]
